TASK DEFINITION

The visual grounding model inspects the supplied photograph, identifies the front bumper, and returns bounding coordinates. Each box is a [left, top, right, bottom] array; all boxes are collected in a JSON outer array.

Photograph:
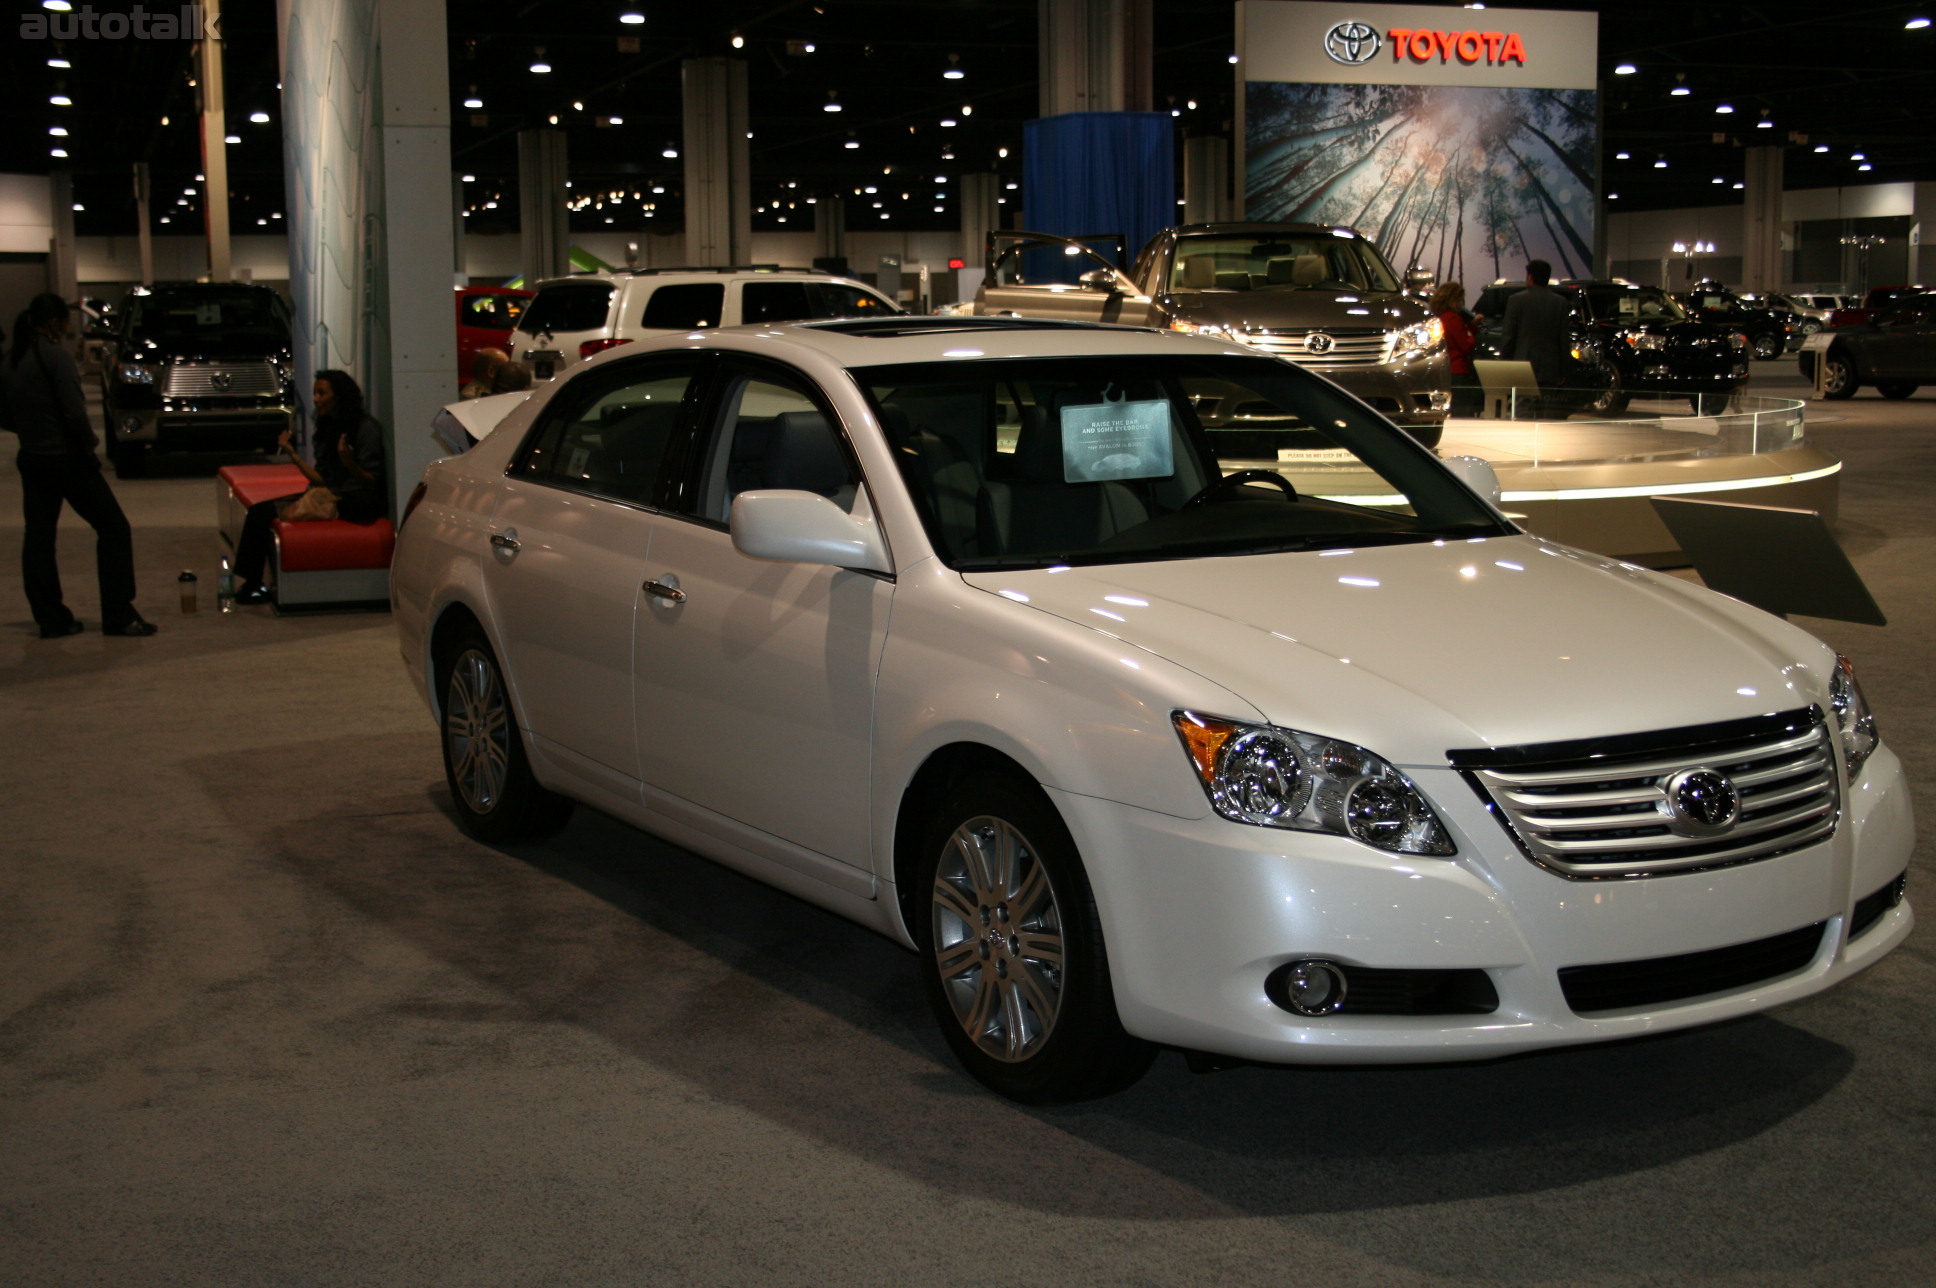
[[1049, 743, 1914, 1064], [107, 398, 293, 450]]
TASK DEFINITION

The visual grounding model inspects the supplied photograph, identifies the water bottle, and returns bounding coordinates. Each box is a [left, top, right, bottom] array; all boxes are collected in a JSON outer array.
[[218, 557, 236, 614], [178, 570, 199, 614]]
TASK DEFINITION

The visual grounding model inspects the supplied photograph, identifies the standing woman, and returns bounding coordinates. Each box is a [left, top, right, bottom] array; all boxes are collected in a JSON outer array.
[[1430, 281, 1480, 418], [231, 369, 386, 605], [6, 293, 155, 637]]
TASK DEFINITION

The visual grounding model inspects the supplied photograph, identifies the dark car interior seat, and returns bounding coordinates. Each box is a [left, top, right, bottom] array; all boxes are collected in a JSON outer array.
[[977, 391, 1155, 556]]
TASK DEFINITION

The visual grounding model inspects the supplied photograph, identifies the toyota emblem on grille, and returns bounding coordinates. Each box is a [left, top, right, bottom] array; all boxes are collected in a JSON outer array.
[[1323, 21, 1382, 65], [211, 371, 232, 391], [1304, 332, 1335, 356], [1664, 768, 1740, 836]]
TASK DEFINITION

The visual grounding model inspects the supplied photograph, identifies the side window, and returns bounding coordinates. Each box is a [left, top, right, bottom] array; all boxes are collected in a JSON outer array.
[[688, 367, 860, 524], [740, 281, 813, 324], [510, 358, 699, 506], [807, 283, 895, 317], [640, 282, 724, 329]]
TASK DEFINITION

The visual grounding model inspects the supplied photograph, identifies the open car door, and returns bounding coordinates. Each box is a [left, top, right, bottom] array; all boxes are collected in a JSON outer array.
[[976, 230, 1157, 326]]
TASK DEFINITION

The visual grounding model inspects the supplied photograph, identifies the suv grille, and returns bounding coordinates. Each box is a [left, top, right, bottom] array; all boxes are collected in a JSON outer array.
[[1241, 327, 1397, 368], [1454, 708, 1838, 878], [163, 361, 282, 398]]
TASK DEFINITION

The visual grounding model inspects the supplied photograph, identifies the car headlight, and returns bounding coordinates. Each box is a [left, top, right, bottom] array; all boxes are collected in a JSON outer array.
[[117, 361, 156, 384], [1623, 332, 1666, 351], [1391, 316, 1444, 356], [1829, 654, 1878, 779], [1172, 711, 1455, 855], [1170, 318, 1234, 340]]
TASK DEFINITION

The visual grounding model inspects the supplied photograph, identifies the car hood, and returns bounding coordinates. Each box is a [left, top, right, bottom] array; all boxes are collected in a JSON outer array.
[[1165, 289, 1426, 332], [125, 333, 292, 360], [961, 535, 1828, 765]]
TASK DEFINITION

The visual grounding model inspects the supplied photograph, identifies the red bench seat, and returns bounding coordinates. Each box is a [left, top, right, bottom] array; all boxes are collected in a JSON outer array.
[[215, 463, 394, 612]]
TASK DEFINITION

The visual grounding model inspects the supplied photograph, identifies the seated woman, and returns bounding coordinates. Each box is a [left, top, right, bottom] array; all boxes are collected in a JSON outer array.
[[231, 368, 387, 605]]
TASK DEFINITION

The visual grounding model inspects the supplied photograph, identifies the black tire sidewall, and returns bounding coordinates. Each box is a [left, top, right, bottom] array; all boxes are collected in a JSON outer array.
[[435, 627, 568, 843], [913, 772, 1152, 1103], [1823, 355, 1857, 400]]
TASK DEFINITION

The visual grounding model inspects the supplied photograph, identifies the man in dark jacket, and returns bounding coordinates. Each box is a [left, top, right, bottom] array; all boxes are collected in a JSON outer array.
[[5, 293, 155, 637], [1500, 259, 1571, 390]]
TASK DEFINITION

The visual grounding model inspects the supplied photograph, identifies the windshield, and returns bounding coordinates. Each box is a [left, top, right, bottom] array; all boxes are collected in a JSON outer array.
[[1167, 233, 1401, 295], [859, 355, 1510, 571], [1578, 285, 1687, 323], [127, 289, 288, 341]]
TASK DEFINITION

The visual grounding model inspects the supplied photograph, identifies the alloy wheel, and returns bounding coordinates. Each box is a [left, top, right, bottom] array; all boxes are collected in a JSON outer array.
[[446, 647, 511, 815], [930, 815, 1066, 1063]]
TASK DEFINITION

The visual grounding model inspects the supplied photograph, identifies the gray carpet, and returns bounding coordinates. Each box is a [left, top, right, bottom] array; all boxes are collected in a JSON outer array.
[[1, 365, 1929, 1286]]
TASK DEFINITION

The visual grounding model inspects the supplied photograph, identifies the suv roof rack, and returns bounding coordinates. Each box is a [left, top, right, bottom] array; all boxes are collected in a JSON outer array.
[[616, 264, 826, 277]]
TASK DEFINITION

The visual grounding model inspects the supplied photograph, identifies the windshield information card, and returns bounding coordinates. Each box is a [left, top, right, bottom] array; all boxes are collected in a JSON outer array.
[[1059, 399, 1175, 483]]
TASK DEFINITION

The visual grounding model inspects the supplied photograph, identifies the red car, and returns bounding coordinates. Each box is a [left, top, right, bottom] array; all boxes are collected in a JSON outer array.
[[454, 285, 533, 383], [1828, 286, 1925, 329]]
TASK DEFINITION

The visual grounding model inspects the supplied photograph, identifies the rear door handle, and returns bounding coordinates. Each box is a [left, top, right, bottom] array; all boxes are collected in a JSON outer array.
[[643, 577, 686, 604], [490, 530, 521, 553]]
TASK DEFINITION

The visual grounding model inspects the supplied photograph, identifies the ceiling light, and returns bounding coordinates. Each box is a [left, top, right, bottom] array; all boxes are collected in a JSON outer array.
[[652, 185, 665, 193], [608, 116, 624, 125], [47, 58, 70, 69], [844, 137, 859, 149], [1712, 176, 1724, 183], [530, 47, 551, 73], [935, 175, 947, 183], [49, 126, 67, 136], [72, 203, 83, 211], [250, 111, 270, 123], [1715, 104, 1733, 114], [44, 0, 72, 10], [1852, 152, 1866, 160], [1858, 164, 1872, 171], [619, 11, 645, 24], [944, 54, 964, 79], [50, 94, 72, 106], [573, 101, 584, 111], [998, 147, 1008, 158], [160, 217, 171, 224], [1187, 100, 1198, 110], [824, 92, 842, 112], [50, 148, 68, 158], [547, 115, 558, 125], [1608, 193, 1619, 200], [1615, 151, 1630, 160], [1228, 54, 1239, 64], [463, 96, 483, 109], [1907, 16, 1930, 28], [1654, 158, 1667, 168], [1756, 120, 1773, 129], [1614, 63, 1636, 74], [940, 118, 957, 127], [1669, 86, 1690, 96], [731, 32, 744, 48], [1814, 145, 1829, 153], [1732, 183, 1744, 189], [224, 134, 240, 144], [662, 145, 678, 158], [461, 174, 475, 182]]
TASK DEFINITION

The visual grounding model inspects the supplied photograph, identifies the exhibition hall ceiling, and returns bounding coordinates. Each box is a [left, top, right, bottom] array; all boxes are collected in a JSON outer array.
[[4, 1, 1932, 242]]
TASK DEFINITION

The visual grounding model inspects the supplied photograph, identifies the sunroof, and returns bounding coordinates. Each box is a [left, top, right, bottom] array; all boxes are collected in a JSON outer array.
[[802, 316, 1112, 338]]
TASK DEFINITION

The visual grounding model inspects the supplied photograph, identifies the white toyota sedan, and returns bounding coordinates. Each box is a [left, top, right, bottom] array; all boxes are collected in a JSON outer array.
[[392, 316, 1913, 1103]]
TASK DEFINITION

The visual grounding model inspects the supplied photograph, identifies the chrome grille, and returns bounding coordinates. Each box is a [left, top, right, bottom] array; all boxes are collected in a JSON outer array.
[[1459, 709, 1838, 878], [1240, 328, 1397, 368], [163, 361, 282, 398]]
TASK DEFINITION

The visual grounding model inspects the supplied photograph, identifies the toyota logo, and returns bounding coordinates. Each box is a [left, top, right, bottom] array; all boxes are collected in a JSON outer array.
[[211, 371, 232, 391], [1323, 21, 1382, 66], [1303, 332, 1335, 356], [1663, 768, 1740, 836]]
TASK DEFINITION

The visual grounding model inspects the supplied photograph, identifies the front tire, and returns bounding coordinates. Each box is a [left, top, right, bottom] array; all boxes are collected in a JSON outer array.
[[916, 772, 1155, 1103], [438, 627, 574, 842], [1752, 332, 1781, 360], [1876, 383, 1918, 400], [1821, 354, 1858, 400]]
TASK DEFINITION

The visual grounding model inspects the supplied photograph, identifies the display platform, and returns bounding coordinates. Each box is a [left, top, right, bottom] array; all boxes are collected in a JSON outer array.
[[1283, 393, 1834, 567]]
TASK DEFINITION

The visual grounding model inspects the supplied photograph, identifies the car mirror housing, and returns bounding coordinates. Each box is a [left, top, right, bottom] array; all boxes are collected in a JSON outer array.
[[730, 489, 892, 574], [1078, 268, 1124, 293], [1441, 454, 1503, 507]]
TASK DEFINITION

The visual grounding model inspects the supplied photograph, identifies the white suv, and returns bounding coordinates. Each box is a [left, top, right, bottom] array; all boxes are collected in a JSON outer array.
[[509, 267, 899, 381]]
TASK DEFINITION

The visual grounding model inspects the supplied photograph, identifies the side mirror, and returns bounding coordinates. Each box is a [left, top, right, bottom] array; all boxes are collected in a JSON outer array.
[[1405, 267, 1437, 295], [731, 489, 892, 574], [1441, 454, 1503, 508], [1078, 268, 1123, 293]]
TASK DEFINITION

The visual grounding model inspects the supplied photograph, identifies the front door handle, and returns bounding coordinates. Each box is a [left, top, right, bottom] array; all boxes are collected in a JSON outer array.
[[643, 577, 686, 604], [490, 530, 521, 554]]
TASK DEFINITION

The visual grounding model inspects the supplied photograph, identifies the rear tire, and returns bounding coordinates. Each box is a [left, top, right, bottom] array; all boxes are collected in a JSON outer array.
[[1876, 383, 1918, 400], [1821, 354, 1858, 400], [916, 772, 1156, 1103], [437, 626, 574, 843]]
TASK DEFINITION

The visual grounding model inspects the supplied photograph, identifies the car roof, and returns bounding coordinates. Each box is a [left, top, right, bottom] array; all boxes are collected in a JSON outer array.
[[528, 267, 876, 290], [610, 315, 1233, 367], [1170, 221, 1363, 238]]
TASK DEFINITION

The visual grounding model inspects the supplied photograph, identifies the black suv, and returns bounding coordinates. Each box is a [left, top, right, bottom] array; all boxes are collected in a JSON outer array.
[[1799, 291, 1936, 399], [95, 282, 295, 476], [1473, 279, 1749, 414], [1674, 284, 1796, 360]]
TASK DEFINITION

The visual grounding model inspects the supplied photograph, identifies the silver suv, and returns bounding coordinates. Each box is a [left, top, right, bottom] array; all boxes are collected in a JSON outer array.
[[510, 266, 900, 381], [968, 224, 1450, 446]]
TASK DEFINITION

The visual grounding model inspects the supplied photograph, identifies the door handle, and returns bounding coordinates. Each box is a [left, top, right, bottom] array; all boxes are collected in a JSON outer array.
[[643, 577, 686, 604], [490, 531, 521, 552]]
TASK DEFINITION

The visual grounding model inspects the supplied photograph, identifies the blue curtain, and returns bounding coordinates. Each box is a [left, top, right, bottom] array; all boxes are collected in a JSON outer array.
[[1022, 112, 1174, 278]]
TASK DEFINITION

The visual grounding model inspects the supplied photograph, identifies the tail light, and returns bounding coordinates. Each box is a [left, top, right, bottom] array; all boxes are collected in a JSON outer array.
[[399, 481, 428, 533], [579, 337, 633, 359]]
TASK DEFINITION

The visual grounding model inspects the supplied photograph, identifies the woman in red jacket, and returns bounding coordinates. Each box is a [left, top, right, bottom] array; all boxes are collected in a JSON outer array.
[[1431, 281, 1479, 417]]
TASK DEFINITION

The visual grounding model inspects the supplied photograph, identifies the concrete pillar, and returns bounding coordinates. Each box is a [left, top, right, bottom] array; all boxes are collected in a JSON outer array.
[[518, 129, 569, 283], [134, 163, 155, 286], [48, 172, 78, 304], [197, 0, 231, 282], [376, 0, 458, 517], [1183, 136, 1232, 225], [1742, 146, 1783, 293], [959, 173, 999, 268], [814, 195, 846, 266], [1914, 182, 1936, 285], [1039, 0, 1152, 116], [683, 57, 751, 267]]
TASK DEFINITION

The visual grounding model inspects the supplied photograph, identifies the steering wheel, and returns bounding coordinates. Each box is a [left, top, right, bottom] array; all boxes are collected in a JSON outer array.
[[1185, 469, 1300, 507]]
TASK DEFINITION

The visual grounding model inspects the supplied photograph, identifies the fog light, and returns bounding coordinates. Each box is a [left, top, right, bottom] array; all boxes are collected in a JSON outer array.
[[122, 415, 143, 431], [1280, 960, 1348, 1016]]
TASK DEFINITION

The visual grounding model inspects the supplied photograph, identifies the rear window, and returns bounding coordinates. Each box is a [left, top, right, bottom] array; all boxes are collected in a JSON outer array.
[[640, 283, 725, 329], [517, 282, 614, 334], [462, 293, 525, 329]]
